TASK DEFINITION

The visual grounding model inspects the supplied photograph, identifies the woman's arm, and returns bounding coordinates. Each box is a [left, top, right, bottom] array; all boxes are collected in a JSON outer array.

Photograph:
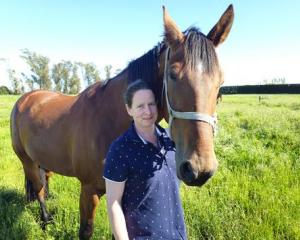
[[105, 179, 129, 240]]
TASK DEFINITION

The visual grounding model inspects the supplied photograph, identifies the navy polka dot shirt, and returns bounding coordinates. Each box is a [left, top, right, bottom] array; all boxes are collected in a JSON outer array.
[[104, 122, 187, 240]]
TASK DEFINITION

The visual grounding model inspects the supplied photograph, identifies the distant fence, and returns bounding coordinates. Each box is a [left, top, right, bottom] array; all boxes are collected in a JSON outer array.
[[220, 84, 300, 94]]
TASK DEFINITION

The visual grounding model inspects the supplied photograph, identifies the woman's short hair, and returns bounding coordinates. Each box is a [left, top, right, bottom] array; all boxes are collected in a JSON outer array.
[[123, 79, 155, 108]]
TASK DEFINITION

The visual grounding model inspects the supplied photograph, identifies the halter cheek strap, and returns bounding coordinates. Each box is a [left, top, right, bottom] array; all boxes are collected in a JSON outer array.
[[163, 47, 218, 136]]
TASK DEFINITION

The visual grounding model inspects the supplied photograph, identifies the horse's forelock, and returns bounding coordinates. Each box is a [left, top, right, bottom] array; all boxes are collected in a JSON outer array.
[[183, 27, 219, 74]]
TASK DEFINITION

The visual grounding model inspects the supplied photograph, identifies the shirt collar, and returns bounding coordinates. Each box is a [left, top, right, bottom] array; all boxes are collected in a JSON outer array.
[[127, 121, 165, 145], [136, 126, 163, 145]]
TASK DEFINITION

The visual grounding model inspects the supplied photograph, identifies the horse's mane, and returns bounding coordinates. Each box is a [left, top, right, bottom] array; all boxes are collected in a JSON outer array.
[[127, 43, 166, 101], [182, 27, 219, 73]]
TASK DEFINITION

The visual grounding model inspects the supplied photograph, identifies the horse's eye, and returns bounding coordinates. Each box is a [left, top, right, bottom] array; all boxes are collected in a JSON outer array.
[[169, 70, 177, 81]]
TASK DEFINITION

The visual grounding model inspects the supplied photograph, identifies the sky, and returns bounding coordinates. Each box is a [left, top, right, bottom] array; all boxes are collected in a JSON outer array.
[[1, 0, 300, 90]]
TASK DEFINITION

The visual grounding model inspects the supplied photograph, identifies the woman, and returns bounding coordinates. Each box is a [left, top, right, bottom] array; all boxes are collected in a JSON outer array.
[[104, 79, 187, 240]]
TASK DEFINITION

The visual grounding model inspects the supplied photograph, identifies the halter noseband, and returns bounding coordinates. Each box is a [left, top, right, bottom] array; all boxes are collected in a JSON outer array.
[[163, 47, 218, 136]]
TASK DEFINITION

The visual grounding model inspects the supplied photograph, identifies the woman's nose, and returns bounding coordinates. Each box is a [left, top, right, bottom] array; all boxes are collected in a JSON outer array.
[[144, 105, 151, 114]]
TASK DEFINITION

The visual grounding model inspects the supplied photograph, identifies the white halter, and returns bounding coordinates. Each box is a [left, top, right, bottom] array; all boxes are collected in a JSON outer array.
[[163, 47, 218, 136]]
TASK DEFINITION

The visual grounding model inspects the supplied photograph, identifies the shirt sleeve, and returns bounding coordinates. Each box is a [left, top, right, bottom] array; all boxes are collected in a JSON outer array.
[[103, 140, 129, 182]]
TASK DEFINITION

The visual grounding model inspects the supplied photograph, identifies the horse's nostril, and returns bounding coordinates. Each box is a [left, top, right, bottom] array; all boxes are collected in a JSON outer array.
[[180, 162, 215, 186], [201, 171, 214, 183], [180, 161, 197, 183]]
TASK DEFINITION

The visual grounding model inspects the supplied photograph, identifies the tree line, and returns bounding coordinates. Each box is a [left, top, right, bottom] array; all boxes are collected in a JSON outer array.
[[3, 49, 116, 95], [220, 83, 300, 94]]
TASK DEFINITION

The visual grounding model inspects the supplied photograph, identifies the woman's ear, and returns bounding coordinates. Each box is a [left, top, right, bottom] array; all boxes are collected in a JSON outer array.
[[125, 104, 132, 117]]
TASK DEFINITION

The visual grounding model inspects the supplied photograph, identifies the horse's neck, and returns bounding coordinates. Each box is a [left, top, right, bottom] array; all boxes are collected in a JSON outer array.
[[90, 70, 131, 126], [93, 71, 126, 105]]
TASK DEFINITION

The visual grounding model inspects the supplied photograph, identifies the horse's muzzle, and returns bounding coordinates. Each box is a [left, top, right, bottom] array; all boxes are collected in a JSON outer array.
[[179, 161, 215, 186]]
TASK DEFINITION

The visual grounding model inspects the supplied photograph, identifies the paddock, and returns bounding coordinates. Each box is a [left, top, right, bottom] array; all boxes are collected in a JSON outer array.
[[1, 94, 299, 239]]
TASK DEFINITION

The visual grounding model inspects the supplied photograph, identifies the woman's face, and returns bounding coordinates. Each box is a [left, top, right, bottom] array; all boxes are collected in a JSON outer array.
[[126, 89, 158, 130]]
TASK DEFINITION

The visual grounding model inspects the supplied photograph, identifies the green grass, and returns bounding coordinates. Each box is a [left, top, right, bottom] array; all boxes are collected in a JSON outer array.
[[0, 94, 299, 239]]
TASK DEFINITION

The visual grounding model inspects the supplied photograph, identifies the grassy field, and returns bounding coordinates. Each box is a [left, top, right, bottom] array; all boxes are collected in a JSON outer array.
[[0, 94, 299, 239]]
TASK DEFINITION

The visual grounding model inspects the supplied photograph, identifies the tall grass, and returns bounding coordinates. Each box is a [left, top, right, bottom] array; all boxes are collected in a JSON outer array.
[[0, 94, 299, 239]]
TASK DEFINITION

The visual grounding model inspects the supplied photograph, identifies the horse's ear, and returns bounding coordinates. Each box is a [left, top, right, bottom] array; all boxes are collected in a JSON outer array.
[[207, 4, 234, 47], [163, 6, 184, 49]]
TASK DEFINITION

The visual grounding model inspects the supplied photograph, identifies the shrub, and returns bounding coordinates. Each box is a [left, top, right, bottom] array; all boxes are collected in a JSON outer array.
[[0, 86, 12, 95]]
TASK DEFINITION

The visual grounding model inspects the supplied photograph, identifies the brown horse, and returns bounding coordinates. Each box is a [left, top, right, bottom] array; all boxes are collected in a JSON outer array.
[[10, 5, 234, 239]]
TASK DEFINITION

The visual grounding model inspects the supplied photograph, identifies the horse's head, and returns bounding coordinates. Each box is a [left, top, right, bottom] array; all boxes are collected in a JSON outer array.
[[162, 5, 234, 186]]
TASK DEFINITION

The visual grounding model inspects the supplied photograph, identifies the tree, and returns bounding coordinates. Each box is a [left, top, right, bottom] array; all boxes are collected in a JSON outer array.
[[62, 61, 73, 93], [52, 61, 71, 93], [20, 49, 51, 90], [104, 64, 112, 80], [21, 72, 34, 91], [78, 62, 101, 86], [0, 86, 12, 95], [51, 61, 81, 94], [271, 77, 286, 84], [8, 69, 24, 94], [263, 77, 286, 85], [52, 63, 65, 92], [69, 64, 81, 94]]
